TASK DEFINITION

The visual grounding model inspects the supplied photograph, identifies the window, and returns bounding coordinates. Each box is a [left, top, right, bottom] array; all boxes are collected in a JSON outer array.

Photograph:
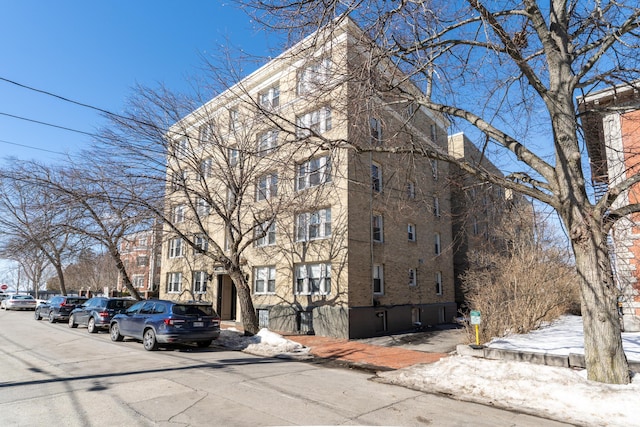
[[227, 187, 237, 209], [407, 103, 416, 117], [296, 156, 331, 190], [199, 123, 213, 145], [174, 137, 188, 158], [170, 170, 188, 191], [173, 205, 185, 223], [408, 268, 416, 286], [136, 256, 148, 266], [167, 272, 182, 293], [407, 181, 415, 199], [133, 275, 145, 288], [373, 264, 384, 294], [228, 146, 239, 167], [435, 233, 441, 255], [200, 158, 213, 179], [296, 107, 332, 137], [370, 117, 381, 145], [296, 208, 332, 241], [259, 84, 280, 108], [255, 221, 276, 247], [257, 130, 278, 155], [431, 159, 438, 180], [194, 234, 208, 254], [371, 163, 382, 192], [197, 198, 211, 216], [138, 237, 147, 247], [472, 217, 479, 235], [168, 238, 184, 258], [229, 108, 239, 131], [193, 271, 208, 294], [256, 173, 278, 201], [295, 263, 331, 295], [435, 271, 443, 295], [430, 124, 437, 142], [408, 224, 416, 242], [372, 214, 383, 242], [297, 58, 332, 94], [254, 266, 276, 294], [433, 196, 440, 217]]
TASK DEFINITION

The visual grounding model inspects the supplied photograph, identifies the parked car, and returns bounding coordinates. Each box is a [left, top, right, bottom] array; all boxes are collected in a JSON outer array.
[[109, 299, 221, 351], [68, 297, 136, 333], [2, 294, 37, 311], [34, 296, 88, 323]]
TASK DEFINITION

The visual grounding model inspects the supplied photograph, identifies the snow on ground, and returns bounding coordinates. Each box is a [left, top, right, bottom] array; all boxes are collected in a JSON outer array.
[[217, 316, 640, 426]]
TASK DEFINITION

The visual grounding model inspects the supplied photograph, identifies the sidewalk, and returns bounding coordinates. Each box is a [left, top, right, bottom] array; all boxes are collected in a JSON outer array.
[[286, 334, 450, 370]]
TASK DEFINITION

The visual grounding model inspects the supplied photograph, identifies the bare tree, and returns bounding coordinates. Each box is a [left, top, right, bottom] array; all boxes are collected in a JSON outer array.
[[0, 166, 82, 296], [63, 249, 118, 295], [0, 238, 52, 298], [241, 0, 640, 384]]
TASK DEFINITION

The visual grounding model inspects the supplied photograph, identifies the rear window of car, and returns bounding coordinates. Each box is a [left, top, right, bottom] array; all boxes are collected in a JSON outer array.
[[66, 298, 86, 304], [16, 295, 34, 300], [107, 299, 135, 310], [172, 304, 216, 317]]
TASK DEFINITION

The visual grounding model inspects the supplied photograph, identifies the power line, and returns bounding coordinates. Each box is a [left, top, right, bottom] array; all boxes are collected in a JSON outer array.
[[0, 138, 68, 156], [0, 111, 95, 137]]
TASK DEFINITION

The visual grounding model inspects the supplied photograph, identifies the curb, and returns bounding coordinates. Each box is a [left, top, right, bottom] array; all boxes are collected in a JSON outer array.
[[456, 344, 640, 372]]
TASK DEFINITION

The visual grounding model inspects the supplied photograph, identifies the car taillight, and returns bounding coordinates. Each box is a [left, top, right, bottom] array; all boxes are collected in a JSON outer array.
[[98, 311, 109, 318], [164, 318, 185, 326]]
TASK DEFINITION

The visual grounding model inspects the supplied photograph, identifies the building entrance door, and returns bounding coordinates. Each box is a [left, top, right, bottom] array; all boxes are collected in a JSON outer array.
[[216, 274, 237, 321]]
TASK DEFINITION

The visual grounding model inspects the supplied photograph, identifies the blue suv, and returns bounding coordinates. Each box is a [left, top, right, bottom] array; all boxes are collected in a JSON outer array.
[[109, 299, 221, 351], [68, 297, 137, 333]]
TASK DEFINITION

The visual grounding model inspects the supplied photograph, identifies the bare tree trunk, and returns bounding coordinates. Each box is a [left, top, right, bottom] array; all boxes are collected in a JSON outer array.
[[569, 215, 630, 384], [228, 268, 259, 335], [54, 264, 67, 296]]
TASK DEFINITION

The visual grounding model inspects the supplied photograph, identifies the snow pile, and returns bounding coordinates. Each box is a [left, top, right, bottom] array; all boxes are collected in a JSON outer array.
[[217, 328, 310, 359]]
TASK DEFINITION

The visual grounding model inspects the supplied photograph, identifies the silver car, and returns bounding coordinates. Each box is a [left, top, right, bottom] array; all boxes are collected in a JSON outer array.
[[2, 294, 37, 311]]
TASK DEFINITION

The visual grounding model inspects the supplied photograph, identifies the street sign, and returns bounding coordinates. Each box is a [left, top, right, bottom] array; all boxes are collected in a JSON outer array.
[[0, 284, 8, 291], [470, 310, 481, 325]]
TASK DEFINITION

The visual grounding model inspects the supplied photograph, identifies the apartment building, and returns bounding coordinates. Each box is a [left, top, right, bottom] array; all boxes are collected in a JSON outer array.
[[579, 82, 640, 331], [159, 18, 456, 339], [117, 228, 162, 299]]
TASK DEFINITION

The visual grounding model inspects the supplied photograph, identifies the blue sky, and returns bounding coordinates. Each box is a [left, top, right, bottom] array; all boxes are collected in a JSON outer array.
[[0, 1, 277, 162]]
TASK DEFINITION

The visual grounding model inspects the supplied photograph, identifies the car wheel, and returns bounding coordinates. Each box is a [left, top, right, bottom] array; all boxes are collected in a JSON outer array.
[[34, 309, 41, 320], [87, 317, 97, 334], [68, 314, 77, 328], [196, 340, 212, 348], [48, 311, 56, 323], [110, 323, 124, 342], [143, 329, 158, 351]]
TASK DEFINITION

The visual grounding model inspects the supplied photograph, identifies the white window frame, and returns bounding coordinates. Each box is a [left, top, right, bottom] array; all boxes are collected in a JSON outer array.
[[229, 108, 239, 131], [371, 162, 382, 192], [199, 123, 213, 145], [408, 268, 416, 287], [167, 272, 182, 294], [435, 271, 443, 295], [200, 158, 213, 179], [297, 58, 332, 95], [196, 198, 211, 217], [372, 214, 383, 243], [295, 263, 331, 296], [431, 159, 438, 180], [193, 271, 208, 294], [132, 274, 145, 289], [296, 107, 332, 137], [435, 232, 441, 255], [168, 238, 184, 258], [373, 264, 384, 295], [255, 221, 276, 247], [254, 266, 276, 294], [228, 146, 239, 167], [174, 137, 188, 158], [257, 129, 278, 156], [296, 155, 332, 190], [194, 234, 208, 254], [370, 117, 381, 145], [408, 223, 416, 242], [256, 173, 278, 201], [433, 196, 440, 217], [173, 204, 186, 223], [296, 208, 332, 242], [407, 181, 415, 199], [259, 84, 280, 108]]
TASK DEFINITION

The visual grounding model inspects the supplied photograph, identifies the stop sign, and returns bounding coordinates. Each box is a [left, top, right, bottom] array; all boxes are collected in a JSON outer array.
[[0, 284, 8, 291]]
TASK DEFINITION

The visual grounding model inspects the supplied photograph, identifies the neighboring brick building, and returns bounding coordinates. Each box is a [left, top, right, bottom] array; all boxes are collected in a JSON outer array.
[[117, 227, 162, 299], [159, 18, 456, 338], [579, 82, 640, 331]]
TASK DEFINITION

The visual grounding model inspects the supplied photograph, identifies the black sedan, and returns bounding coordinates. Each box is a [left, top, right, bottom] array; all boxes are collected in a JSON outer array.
[[35, 296, 88, 323]]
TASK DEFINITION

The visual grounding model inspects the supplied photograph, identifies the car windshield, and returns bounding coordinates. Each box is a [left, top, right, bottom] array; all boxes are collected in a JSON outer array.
[[14, 295, 34, 300], [172, 305, 215, 317]]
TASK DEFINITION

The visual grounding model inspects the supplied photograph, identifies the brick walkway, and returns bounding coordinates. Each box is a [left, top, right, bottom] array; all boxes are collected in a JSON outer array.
[[286, 334, 448, 370]]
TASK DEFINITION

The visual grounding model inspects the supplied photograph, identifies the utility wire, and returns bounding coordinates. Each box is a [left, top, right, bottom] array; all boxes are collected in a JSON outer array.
[[0, 138, 68, 155], [0, 112, 95, 137]]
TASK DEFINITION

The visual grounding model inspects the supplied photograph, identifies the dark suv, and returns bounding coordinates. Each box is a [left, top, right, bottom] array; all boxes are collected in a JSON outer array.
[[109, 299, 221, 351], [35, 296, 88, 323], [68, 297, 137, 333]]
